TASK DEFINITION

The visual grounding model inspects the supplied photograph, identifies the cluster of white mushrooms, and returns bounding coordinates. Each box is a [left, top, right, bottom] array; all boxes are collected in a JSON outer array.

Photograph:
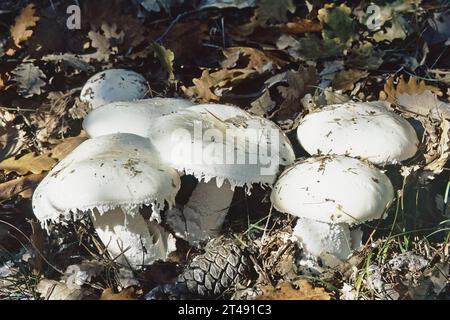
[[32, 69, 295, 269], [32, 68, 420, 270], [271, 101, 419, 260]]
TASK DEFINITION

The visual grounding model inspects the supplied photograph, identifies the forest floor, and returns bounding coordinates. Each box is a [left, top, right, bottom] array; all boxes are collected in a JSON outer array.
[[0, 0, 449, 300]]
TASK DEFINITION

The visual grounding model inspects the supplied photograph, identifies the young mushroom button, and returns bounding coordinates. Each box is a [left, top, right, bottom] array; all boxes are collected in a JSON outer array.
[[80, 69, 148, 109], [32, 133, 180, 269], [150, 103, 295, 246], [270, 155, 394, 260]]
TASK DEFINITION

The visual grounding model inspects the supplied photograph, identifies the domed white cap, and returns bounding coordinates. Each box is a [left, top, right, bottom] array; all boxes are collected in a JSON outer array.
[[83, 98, 194, 138], [296, 101, 419, 165], [32, 133, 181, 225], [148, 103, 295, 190], [270, 155, 394, 225], [80, 69, 148, 109]]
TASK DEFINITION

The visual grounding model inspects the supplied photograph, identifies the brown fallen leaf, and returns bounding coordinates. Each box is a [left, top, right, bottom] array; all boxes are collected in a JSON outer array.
[[280, 18, 322, 34], [380, 75, 442, 103], [395, 91, 450, 120], [6, 4, 40, 56], [0, 72, 9, 91], [0, 173, 46, 200], [100, 287, 141, 300], [222, 47, 287, 73], [37, 279, 85, 300], [249, 90, 276, 116], [11, 63, 47, 98], [332, 69, 369, 92], [0, 121, 28, 160], [83, 0, 152, 50], [0, 134, 87, 175], [182, 68, 255, 102], [257, 279, 331, 300], [423, 118, 450, 175], [0, 152, 56, 175], [276, 66, 317, 119]]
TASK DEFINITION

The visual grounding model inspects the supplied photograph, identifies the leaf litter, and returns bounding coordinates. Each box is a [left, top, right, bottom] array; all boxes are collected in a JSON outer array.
[[0, 0, 449, 300]]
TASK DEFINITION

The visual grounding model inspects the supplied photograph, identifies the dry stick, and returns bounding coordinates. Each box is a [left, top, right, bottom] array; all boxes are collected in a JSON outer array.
[[261, 204, 273, 242], [155, 8, 217, 43], [0, 219, 64, 275]]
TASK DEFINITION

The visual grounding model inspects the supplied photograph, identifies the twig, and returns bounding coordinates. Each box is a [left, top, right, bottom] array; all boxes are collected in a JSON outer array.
[[155, 8, 216, 43], [0, 219, 64, 275], [261, 204, 273, 241]]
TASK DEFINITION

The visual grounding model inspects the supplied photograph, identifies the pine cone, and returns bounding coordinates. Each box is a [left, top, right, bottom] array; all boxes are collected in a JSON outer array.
[[145, 238, 252, 299]]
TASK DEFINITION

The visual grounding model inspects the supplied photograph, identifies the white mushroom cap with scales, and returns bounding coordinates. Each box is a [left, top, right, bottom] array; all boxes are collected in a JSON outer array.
[[296, 101, 419, 165], [83, 98, 194, 138], [149, 103, 295, 190], [32, 133, 180, 268], [271, 155, 394, 225], [151, 103, 295, 246], [80, 69, 148, 109], [270, 155, 394, 260]]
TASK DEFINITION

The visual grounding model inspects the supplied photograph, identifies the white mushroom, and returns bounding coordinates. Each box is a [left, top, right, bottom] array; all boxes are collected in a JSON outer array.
[[80, 69, 148, 109], [150, 103, 295, 245], [83, 98, 194, 138], [270, 155, 394, 260], [32, 133, 180, 269], [296, 101, 419, 165]]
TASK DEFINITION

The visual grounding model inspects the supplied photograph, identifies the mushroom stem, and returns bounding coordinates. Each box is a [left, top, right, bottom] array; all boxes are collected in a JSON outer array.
[[166, 179, 234, 246], [90, 207, 176, 269], [293, 218, 354, 261]]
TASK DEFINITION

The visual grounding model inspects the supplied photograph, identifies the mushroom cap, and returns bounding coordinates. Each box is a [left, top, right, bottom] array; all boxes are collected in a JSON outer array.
[[80, 69, 148, 109], [83, 98, 194, 138], [148, 103, 295, 189], [296, 101, 419, 165], [270, 155, 394, 225], [32, 133, 181, 225]]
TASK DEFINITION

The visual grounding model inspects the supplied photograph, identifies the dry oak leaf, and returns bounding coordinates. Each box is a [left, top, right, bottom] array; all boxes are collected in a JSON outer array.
[[332, 69, 369, 92], [249, 90, 276, 116], [222, 47, 287, 73], [6, 4, 40, 56], [0, 122, 28, 160], [423, 118, 450, 175], [380, 75, 442, 102], [0, 173, 46, 200], [276, 66, 317, 117], [11, 63, 46, 98], [84, 23, 124, 62], [0, 134, 87, 175], [281, 18, 322, 34], [37, 279, 85, 300], [100, 287, 141, 300], [183, 68, 255, 102], [0, 72, 9, 91], [395, 91, 450, 120], [257, 280, 331, 300], [380, 76, 448, 120]]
